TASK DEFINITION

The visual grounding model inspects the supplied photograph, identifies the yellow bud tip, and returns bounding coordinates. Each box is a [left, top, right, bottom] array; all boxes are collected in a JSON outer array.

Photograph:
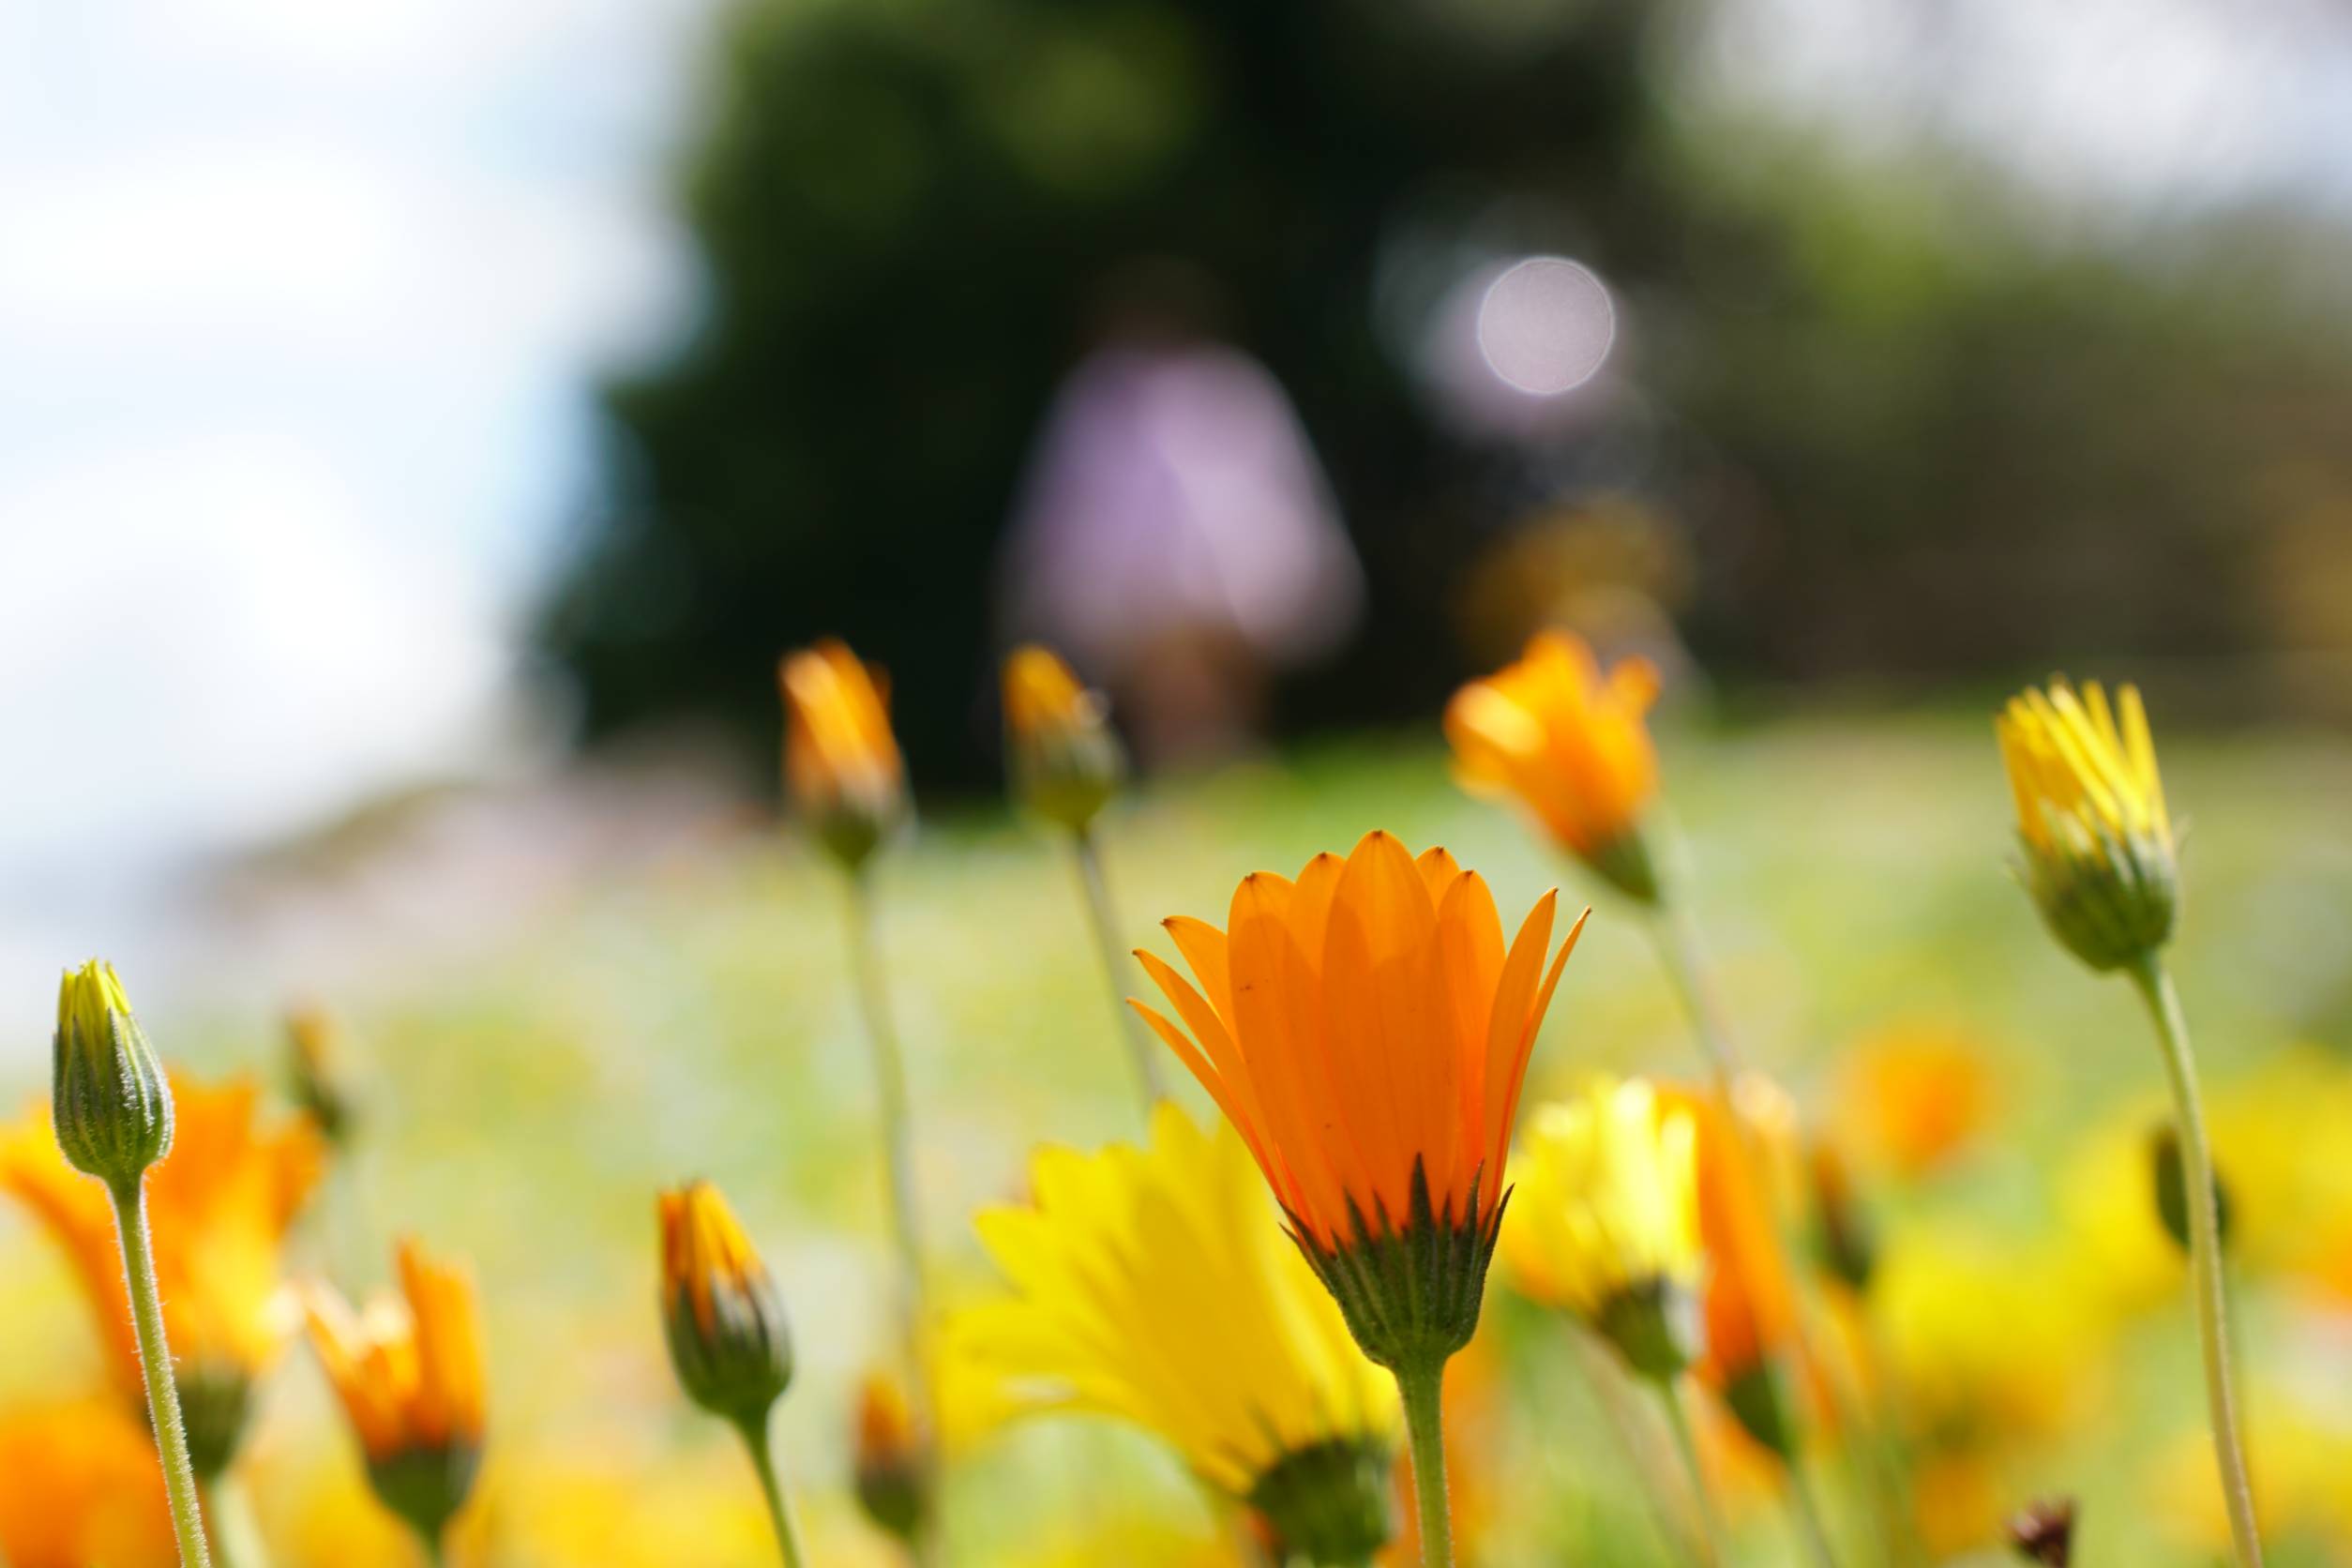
[[57, 958, 131, 1047]]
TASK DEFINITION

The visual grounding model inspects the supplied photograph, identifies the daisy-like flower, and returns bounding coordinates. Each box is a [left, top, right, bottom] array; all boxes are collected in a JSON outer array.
[[1996, 678, 2176, 972], [1, 1072, 324, 1476], [1130, 831, 1584, 1374], [1446, 629, 1664, 901], [779, 639, 908, 871], [1504, 1078, 1705, 1381], [307, 1238, 489, 1550], [952, 1105, 1399, 1567], [1002, 643, 1124, 834]]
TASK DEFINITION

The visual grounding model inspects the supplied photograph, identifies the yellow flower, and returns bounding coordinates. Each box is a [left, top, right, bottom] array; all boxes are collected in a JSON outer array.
[[1445, 630, 1664, 900], [1828, 1022, 1995, 1180], [1002, 643, 1124, 833], [1503, 1078, 1704, 1379], [952, 1104, 1397, 1560], [1131, 830, 1584, 1373], [1996, 678, 2177, 970], [657, 1180, 793, 1426], [1874, 1231, 2100, 1453], [308, 1237, 489, 1540], [0, 1398, 177, 1568], [0, 1073, 324, 1472], [779, 639, 908, 869]]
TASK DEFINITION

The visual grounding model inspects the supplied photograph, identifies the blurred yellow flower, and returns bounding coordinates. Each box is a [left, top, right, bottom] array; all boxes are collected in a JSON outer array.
[[952, 1103, 1396, 1544], [1828, 1022, 1995, 1179], [1002, 642, 1124, 832], [779, 638, 907, 869], [309, 1236, 489, 1539], [0, 1398, 176, 1568], [1875, 1232, 2101, 1452], [0, 1073, 323, 1469], [2146, 1401, 2352, 1557], [1132, 831, 1583, 1375], [1503, 1078, 1703, 1378], [1446, 629, 1663, 900], [1996, 678, 2177, 970]]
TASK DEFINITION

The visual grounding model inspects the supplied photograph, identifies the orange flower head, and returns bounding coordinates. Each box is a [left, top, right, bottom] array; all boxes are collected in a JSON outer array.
[[1658, 1080, 1804, 1457], [0, 1073, 324, 1474], [778, 638, 907, 869], [1831, 1023, 1995, 1180], [307, 1237, 488, 1540], [1445, 630, 1664, 900], [1133, 830, 1586, 1371], [853, 1366, 929, 1546], [0, 1398, 177, 1568], [1002, 643, 1124, 832], [656, 1180, 792, 1425]]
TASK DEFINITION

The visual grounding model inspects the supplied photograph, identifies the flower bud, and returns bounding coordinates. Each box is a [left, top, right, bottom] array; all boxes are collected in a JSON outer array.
[[2006, 1497, 2076, 1566], [659, 1182, 792, 1428], [51, 960, 173, 1192], [285, 1004, 358, 1146], [852, 1367, 930, 1546], [1245, 1435, 1397, 1568], [1997, 680, 2178, 972], [778, 641, 907, 872], [1811, 1144, 1877, 1293], [2149, 1124, 2231, 1259], [1002, 644, 1124, 834]]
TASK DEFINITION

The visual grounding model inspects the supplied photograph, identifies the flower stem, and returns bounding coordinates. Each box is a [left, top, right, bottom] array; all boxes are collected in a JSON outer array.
[[199, 1475, 272, 1568], [111, 1180, 215, 1568], [1786, 1457, 1842, 1568], [2129, 954, 2264, 1568], [1657, 1378, 1726, 1568], [1395, 1359, 1455, 1568], [1070, 826, 1164, 1112], [736, 1410, 811, 1568], [845, 869, 942, 1568]]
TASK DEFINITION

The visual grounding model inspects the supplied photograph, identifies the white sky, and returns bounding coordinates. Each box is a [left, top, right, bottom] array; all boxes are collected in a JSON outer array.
[[0, 0, 2346, 1013]]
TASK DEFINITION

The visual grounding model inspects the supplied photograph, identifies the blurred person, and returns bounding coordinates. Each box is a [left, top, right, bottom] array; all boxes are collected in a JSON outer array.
[[996, 264, 1364, 766]]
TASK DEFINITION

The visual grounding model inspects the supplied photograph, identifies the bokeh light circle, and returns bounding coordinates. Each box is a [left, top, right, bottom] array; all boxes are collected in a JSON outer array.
[[1474, 256, 1615, 396]]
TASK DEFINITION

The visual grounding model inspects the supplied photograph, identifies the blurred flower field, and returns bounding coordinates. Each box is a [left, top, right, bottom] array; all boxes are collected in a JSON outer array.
[[7, 707, 2352, 1567]]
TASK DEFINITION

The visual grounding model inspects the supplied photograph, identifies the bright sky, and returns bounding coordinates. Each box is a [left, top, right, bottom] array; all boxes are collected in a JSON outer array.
[[0, 0, 2346, 1014]]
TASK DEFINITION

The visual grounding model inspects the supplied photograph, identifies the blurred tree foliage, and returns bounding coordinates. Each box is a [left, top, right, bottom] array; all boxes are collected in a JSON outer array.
[[542, 0, 2352, 786]]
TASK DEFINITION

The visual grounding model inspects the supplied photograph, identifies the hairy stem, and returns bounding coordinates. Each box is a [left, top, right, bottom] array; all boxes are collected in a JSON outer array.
[[112, 1181, 215, 1567], [1396, 1360, 1455, 1568]]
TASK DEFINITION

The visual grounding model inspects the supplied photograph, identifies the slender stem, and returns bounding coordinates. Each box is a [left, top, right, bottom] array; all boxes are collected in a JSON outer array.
[[1649, 896, 1747, 1089], [111, 1181, 215, 1568], [1070, 827, 1164, 1112], [417, 1530, 447, 1568], [1395, 1360, 1455, 1568], [1570, 1331, 1691, 1561], [1657, 1378, 1726, 1568], [737, 1410, 811, 1568], [845, 870, 942, 1568], [2129, 955, 2264, 1568], [200, 1474, 272, 1568], [1786, 1458, 1842, 1568]]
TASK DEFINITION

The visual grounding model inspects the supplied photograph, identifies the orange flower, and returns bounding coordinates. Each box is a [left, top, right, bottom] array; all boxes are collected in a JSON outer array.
[[1133, 829, 1584, 1370], [1001, 643, 1123, 832], [0, 1074, 323, 1469], [308, 1238, 488, 1540], [778, 639, 907, 868], [0, 1399, 176, 1568], [1830, 1024, 1994, 1179], [1445, 630, 1663, 899]]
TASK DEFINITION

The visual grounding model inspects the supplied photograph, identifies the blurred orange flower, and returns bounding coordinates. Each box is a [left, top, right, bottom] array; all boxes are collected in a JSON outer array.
[[1657, 1084, 1800, 1430], [0, 1073, 324, 1405], [1445, 629, 1663, 898], [1001, 643, 1124, 832], [0, 1399, 176, 1568], [778, 639, 907, 868], [1829, 1024, 1995, 1179]]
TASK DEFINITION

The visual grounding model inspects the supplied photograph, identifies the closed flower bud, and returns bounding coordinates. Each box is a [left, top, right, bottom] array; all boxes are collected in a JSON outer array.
[[2149, 1124, 2230, 1258], [852, 1367, 930, 1546], [1996, 680, 2178, 972], [659, 1182, 792, 1428], [51, 960, 173, 1192], [285, 1004, 358, 1146], [779, 641, 908, 872], [1002, 644, 1124, 834]]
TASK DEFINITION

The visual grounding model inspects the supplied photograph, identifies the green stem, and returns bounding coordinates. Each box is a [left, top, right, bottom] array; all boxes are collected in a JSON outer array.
[[1786, 1458, 1841, 1568], [737, 1410, 811, 1568], [1657, 1378, 1726, 1568], [1071, 826, 1164, 1112], [846, 870, 943, 1568], [1395, 1360, 1455, 1568], [417, 1530, 448, 1567], [2129, 955, 2264, 1568], [111, 1181, 215, 1568], [200, 1474, 272, 1568]]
